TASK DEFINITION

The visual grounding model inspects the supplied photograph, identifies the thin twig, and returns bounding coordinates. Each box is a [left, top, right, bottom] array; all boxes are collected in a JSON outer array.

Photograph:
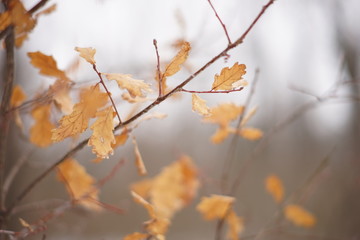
[[0, 25, 15, 215], [181, 87, 244, 94], [153, 39, 163, 97], [220, 69, 260, 194], [207, 0, 232, 45], [2, 148, 36, 206], [10, 0, 275, 217], [92, 64, 122, 124]]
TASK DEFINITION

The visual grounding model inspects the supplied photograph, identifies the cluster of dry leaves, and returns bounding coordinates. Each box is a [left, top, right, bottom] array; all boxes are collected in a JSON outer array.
[[4, 1, 316, 239]]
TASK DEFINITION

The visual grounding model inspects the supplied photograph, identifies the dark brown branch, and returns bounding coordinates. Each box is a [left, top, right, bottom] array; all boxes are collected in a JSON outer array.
[[0, 25, 15, 217], [10, 0, 276, 217], [92, 64, 122, 124], [181, 87, 244, 94], [207, 0, 232, 45]]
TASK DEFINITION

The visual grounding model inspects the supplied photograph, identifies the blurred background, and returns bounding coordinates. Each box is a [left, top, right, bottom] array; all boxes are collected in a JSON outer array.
[[3, 0, 360, 239]]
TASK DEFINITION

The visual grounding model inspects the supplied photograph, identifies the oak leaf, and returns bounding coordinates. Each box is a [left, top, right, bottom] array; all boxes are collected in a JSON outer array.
[[284, 204, 316, 228], [237, 127, 263, 141], [57, 158, 100, 211], [30, 104, 55, 147], [192, 93, 210, 116], [88, 106, 116, 159], [75, 47, 96, 65], [212, 63, 246, 90], [123, 233, 149, 240], [132, 137, 147, 176], [131, 191, 170, 236], [203, 103, 244, 127], [163, 41, 191, 77], [197, 194, 235, 220], [105, 73, 152, 98], [52, 85, 108, 142], [265, 175, 284, 203], [28, 51, 69, 81], [226, 210, 244, 240]]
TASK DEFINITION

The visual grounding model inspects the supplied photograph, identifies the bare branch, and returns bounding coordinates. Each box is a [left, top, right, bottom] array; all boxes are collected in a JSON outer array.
[[207, 0, 232, 45]]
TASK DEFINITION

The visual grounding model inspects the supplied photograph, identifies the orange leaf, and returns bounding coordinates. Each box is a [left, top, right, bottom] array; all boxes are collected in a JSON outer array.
[[88, 106, 116, 159], [132, 138, 147, 176], [0, 11, 11, 32], [284, 204, 316, 228], [226, 210, 244, 240], [238, 127, 263, 141], [28, 51, 69, 80], [35, 4, 57, 18], [75, 47, 96, 65], [50, 79, 73, 114], [131, 191, 170, 236], [52, 85, 108, 142], [240, 106, 258, 127], [196, 195, 235, 220], [123, 233, 149, 240], [265, 175, 284, 203], [131, 178, 153, 199], [211, 126, 235, 144], [30, 104, 55, 147], [192, 93, 210, 116], [105, 73, 152, 98], [57, 158, 100, 211], [203, 103, 244, 127], [163, 41, 191, 77], [10, 85, 26, 108], [212, 63, 246, 90]]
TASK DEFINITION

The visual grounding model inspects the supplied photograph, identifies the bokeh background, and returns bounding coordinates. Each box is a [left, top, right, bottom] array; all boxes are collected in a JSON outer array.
[[3, 0, 360, 239]]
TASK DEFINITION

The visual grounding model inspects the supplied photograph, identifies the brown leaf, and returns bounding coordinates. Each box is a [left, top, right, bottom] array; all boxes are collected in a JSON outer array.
[[88, 107, 116, 159], [163, 41, 191, 77], [75, 47, 96, 65], [265, 175, 284, 203], [0, 11, 11, 31], [192, 93, 210, 116], [212, 63, 246, 90], [132, 137, 147, 176], [57, 158, 100, 211], [105, 73, 152, 98], [123, 233, 149, 240], [226, 210, 244, 240], [30, 104, 55, 147], [35, 4, 57, 18], [211, 126, 235, 144], [203, 103, 244, 127], [52, 85, 108, 142], [237, 127, 263, 141], [197, 194, 235, 220], [284, 204, 316, 228], [10, 85, 26, 108], [28, 51, 69, 80]]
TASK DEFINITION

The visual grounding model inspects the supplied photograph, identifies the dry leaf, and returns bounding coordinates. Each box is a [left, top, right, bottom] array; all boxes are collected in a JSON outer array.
[[197, 195, 235, 220], [131, 191, 170, 236], [30, 104, 55, 147], [19, 217, 32, 230], [211, 126, 236, 144], [75, 47, 96, 65], [122, 92, 149, 103], [88, 106, 116, 159], [0, 11, 11, 31], [132, 138, 147, 176], [35, 4, 57, 18], [240, 107, 258, 127], [284, 204, 316, 228], [131, 178, 153, 199], [237, 127, 263, 141], [212, 63, 246, 90], [50, 79, 73, 114], [57, 158, 100, 211], [192, 94, 210, 116], [52, 85, 108, 142], [10, 85, 26, 107], [105, 73, 152, 98], [163, 41, 191, 77], [123, 233, 149, 240], [28, 51, 69, 81], [265, 175, 284, 203], [203, 103, 244, 127], [226, 210, 244, 240]]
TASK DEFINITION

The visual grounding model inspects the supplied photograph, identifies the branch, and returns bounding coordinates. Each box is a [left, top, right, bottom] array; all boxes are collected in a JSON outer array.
[[0, 25, 15, 216], [9, 0, 275, 217], [207, 0, 232, 45], [92, 64, 122, 124], [181, 87, 244, 94], [153, 39, 163, 97]]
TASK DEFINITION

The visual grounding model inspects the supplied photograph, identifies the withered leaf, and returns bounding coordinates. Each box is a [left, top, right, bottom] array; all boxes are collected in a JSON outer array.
[[212, 63, 246, 90], [192, 93, 210, 116], [265, 175, 284, 203], [105, 73, 152, 98], [75, 47, 96, 65], [284, 204, 316, 228], [196, 194, 235, 220], [203, 103, 244, 127], [30, 104, 55, 147]]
